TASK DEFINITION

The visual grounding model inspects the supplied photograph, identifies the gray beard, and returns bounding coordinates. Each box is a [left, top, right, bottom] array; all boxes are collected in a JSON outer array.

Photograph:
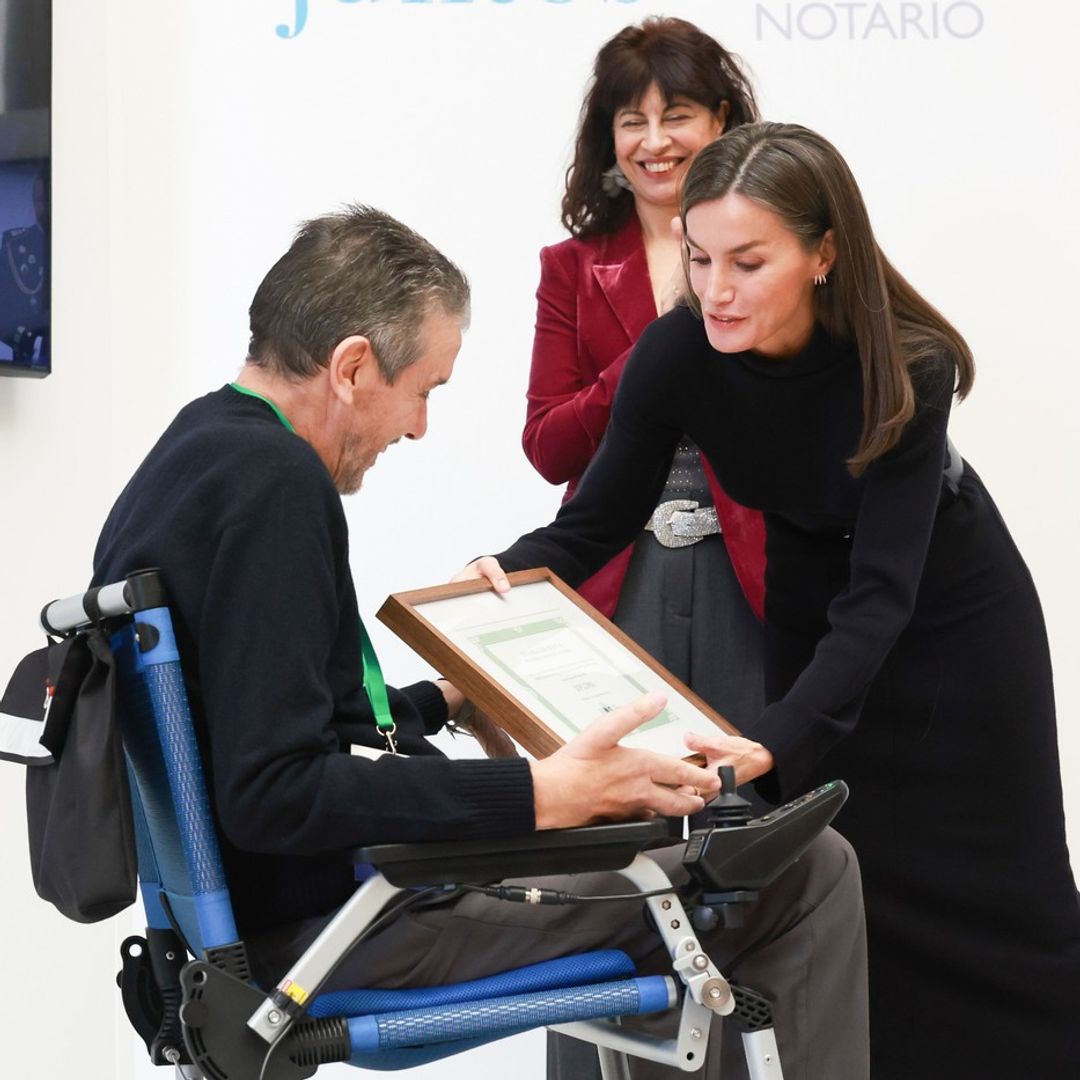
[[334, 431, 369, 495]]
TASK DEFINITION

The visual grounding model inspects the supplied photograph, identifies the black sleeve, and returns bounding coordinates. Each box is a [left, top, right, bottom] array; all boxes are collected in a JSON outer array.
[[197, 459, 534, 856], [334, 681, 449, 751], [753, 356, 956, 802], [497, 317, 685, 583], [398, 680, 450, 736]]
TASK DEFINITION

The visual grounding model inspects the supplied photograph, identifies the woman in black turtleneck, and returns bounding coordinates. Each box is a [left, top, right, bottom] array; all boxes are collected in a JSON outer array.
[[465, 123, 1080, 1078]]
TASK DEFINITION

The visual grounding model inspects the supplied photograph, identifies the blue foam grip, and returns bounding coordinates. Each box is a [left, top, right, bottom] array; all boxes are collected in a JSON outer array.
[[347, 976, 672, 1053], [142, 660, 227, 896], [310, 950, 636, 1019], [347, 1028, 533, 1071], [115, 627, 199, 939], [632, 976, 673, 1014], [111, 620, 239, 951]]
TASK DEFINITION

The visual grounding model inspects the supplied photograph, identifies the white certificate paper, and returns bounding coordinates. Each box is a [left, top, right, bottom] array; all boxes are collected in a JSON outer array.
[[412, 580, 719, 756]]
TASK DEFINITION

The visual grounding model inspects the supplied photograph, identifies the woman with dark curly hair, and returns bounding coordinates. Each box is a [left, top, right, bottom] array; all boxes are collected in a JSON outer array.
[[523, 18, 768, 749]]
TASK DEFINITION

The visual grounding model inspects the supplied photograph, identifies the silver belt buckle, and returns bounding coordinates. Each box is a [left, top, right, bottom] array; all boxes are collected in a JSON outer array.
[[645, 500, 721, 549]]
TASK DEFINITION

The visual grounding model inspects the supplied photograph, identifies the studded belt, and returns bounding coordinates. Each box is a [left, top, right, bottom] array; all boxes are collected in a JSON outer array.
[[644, 500, 721, 548]]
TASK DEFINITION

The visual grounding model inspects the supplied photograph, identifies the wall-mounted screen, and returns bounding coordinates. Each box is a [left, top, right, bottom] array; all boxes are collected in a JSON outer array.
[[0, 0, 50, 378]]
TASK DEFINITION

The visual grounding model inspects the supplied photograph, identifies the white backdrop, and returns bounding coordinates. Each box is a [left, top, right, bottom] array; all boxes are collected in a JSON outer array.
[[1, 1, 1078, 1076]]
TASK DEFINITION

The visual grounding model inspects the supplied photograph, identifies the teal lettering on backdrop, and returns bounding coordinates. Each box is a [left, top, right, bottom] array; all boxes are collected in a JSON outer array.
[[277, 0, 307, 37], [755, 2, 984, 40], [277, 0, 636, 37]]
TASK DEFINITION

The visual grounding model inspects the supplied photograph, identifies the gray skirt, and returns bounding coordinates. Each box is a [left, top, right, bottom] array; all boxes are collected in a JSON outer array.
[[613, 527, 764, 731], [549, 442, 766, 1080]]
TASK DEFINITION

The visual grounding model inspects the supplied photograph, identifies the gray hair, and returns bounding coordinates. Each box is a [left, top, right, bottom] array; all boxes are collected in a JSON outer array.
[[247, 204, 470, 383]]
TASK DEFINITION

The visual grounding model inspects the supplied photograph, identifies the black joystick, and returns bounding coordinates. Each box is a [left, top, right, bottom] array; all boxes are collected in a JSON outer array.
[[685, 774, 849, 929], [708, 765, 752, 828]]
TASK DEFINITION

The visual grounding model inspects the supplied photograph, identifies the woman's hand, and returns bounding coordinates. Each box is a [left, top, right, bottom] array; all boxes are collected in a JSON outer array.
[[451, 556, 511, 594], [683, 730, 775, 787]]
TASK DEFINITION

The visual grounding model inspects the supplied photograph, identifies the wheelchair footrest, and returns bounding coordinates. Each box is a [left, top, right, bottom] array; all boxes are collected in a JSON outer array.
[[347, 975, 676, 1054]]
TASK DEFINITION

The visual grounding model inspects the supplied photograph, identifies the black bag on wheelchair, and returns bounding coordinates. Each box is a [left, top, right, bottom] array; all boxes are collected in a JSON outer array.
[[0, 628, 137, 922]]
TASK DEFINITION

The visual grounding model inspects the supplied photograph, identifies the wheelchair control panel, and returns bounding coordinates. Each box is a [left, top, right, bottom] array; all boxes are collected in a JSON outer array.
[[683, 771, 848, 927]]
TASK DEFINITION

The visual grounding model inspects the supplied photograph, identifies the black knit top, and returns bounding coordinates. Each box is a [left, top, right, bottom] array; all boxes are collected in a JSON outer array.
[[497, 305, 957, 803]]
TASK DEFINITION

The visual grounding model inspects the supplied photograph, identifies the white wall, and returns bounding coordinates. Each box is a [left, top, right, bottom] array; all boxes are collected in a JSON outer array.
[[1, 1, 1078, 1076], [0, 3, 125, 1077]]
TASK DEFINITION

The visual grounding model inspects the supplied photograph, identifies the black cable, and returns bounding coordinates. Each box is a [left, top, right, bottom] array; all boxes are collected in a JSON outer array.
[[462, 883, 677, 905]]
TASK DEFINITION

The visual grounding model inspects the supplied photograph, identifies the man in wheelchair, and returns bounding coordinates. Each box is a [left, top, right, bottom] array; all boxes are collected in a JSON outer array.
[[90, 205, 868, 1078]]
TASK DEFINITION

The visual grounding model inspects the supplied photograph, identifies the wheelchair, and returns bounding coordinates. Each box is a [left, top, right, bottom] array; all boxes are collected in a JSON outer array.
[[33, 568, 846, 1080]]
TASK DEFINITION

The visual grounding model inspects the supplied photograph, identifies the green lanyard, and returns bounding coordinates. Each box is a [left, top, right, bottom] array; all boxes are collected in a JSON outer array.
[[229, 382, 398, 752]]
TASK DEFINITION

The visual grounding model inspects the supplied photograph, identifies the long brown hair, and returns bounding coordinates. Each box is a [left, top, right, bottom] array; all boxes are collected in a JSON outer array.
[[680, 123, 974, 474], [563, 17, 758, 239]]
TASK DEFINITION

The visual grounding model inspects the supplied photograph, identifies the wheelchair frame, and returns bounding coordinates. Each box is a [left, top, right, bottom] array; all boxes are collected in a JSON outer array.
[[39, 569, 798, 1080]]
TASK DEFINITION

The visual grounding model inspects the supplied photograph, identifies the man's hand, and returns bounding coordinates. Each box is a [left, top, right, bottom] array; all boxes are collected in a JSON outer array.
[[530, 693, 722, 829], [683, 730, 774, 788], [452, 556, 511, 594]]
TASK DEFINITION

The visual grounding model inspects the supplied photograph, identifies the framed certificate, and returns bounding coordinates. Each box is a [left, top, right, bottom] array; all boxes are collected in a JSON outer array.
[[377, 568, 740, 759]]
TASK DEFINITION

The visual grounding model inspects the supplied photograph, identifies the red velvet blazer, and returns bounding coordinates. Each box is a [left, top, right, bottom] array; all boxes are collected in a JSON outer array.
[[523, 215, 766, 620]]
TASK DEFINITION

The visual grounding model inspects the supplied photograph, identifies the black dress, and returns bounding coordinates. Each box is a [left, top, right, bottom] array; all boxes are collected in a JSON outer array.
[[498, 306, 1080, 1077]]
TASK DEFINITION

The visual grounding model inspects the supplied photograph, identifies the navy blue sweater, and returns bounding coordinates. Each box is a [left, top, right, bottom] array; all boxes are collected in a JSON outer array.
[[94, 386, 535, 933]]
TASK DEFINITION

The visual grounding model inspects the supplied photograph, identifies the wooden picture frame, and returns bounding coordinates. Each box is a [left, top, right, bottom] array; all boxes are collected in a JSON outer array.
[[377, 567, 740, 759]]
